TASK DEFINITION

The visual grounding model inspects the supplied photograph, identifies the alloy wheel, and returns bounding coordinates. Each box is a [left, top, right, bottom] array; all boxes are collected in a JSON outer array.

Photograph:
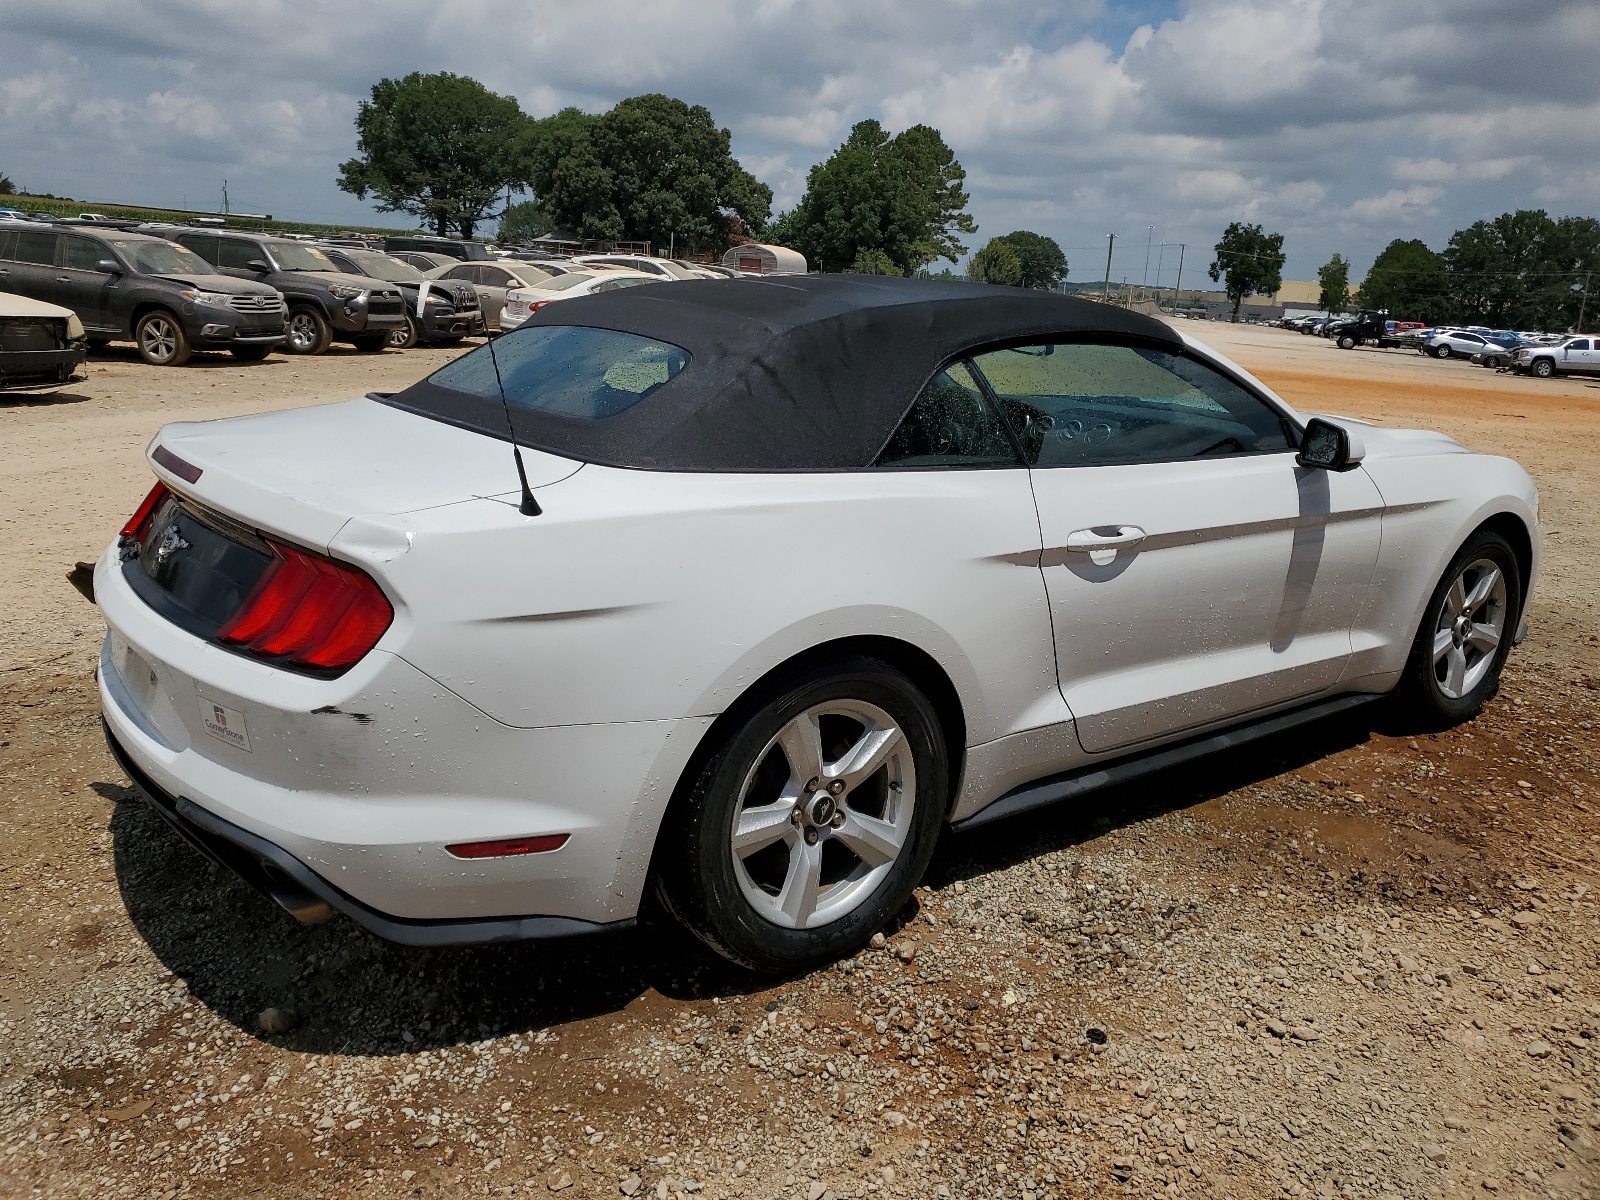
[[287, 312, 318, 352], [730, 700, 915, 930], [140, 317, 179, 363], [1431, 557, 1508, 699]]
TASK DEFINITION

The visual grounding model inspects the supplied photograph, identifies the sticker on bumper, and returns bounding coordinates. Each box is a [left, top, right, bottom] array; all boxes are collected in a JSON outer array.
[[199, 698, 251, 752]]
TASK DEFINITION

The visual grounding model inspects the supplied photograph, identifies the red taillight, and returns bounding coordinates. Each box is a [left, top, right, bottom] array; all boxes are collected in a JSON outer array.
[[120, 482, 171, 542], [446, 834, 570, 859], [218, 541, 393, 672], [526, 299, 552, 313]]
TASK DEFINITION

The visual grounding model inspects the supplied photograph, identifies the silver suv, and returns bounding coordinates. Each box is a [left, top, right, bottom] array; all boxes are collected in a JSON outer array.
[[1512, 337, 1600, 379]]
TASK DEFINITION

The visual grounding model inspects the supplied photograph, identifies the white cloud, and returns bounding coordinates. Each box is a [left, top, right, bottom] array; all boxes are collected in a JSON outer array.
[[1348, 186, 1444, 222]]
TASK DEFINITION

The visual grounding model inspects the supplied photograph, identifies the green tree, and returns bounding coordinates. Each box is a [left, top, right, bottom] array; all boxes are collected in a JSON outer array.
[[338, 72, 529, 238], [0, 173, 14, 196], [1317, 254, 1350, 314], [498, 200, 554, 244], [1441, 210, 1600, 330], [525, 95, 771, 256], [1357, 238, 1447, 322], [994, 231, 1067, 290], [967, 238, 1023, 285], [847, 248, 902, 275], [775, 120, 974, 274], [1208, 222, 1286, 321]]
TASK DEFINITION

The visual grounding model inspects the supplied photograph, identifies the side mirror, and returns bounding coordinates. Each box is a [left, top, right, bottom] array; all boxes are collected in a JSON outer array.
[[95, 259, 123, 275], [246, 259, 271, 273], [1297, 417, 1366, 472]]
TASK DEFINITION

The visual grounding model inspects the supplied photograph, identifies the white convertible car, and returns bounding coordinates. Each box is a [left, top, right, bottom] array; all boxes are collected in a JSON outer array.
[[96, 277, 1537, 971]]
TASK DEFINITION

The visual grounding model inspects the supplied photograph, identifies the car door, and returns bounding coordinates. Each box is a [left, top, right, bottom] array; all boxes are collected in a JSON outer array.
[[969, 339, 1384, 754], [1562, 338, 1591, 371], [0, 228, 59, 304], [55, 233, 121, 332], [474, 264, 516, 326]]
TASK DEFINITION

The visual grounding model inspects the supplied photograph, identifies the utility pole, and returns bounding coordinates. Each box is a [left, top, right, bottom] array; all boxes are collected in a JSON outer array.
[[221, 180, 229, 215], [1142, 225, 1154, 286], [1579, 271, 1592, 333], [1102, 233, 1115, 299], [1155, 242, 1167, 307], [1173, 243, 1186, 311]]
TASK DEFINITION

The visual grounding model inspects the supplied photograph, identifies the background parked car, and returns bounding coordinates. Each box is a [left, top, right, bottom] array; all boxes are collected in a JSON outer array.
[[1512, 336, 1600, 378], [573, 253, 707, 280], [498, 270, 662, 330], [426, 259, 561, 331], [382, 235, 492, 262], [1424, 329, 1507, 359], [0, 222, 285, 365], [159, 230, 405, 355], [0, 292, 87, 387], [317, 246, 483, 348], [387, 249, 459, 274]]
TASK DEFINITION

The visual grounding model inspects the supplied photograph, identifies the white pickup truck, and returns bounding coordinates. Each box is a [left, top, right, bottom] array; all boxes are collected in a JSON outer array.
[[1512, 336, 1600, 378]]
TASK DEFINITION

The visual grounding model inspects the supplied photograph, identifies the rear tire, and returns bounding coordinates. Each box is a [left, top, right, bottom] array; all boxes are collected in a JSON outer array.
[[352, 333, 389, 353], [134, 310, 191, 367], [652, 656, 947, 974], [230, 344, 273, 361], [284, 307, 332, 355], [1395, 530, 1520, 729]]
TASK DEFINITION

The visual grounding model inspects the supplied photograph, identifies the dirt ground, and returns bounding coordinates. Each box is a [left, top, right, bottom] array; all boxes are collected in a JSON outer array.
[[1, 326, 1598, 1200]]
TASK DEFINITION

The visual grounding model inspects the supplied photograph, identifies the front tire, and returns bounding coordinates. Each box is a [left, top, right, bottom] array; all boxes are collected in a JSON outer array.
[[653, 657, 947, 974], [134, 310, 191, 367], [284, 307, 332, 355], [389, 315, 419, 349], [1337, 334, 1356, 350], [1396, 530, 1520, 728], [1531, 358, 1555, 378], [1433, 344, 1451, 359]]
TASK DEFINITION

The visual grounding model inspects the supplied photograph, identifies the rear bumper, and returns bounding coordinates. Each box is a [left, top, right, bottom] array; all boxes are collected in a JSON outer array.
[[103, 719, 628, 946], [95, 543, 712, 936]]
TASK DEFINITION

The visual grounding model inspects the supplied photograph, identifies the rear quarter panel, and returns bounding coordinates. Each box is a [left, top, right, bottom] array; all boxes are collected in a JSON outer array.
[[358, 464, 1062, 743]]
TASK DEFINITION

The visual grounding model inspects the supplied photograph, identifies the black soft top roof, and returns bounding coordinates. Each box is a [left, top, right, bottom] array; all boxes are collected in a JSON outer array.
[[387, 274, 1184, 471]]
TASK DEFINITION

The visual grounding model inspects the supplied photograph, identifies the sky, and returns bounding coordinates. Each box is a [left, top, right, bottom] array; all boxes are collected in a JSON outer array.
[[3, 0, 1598, 283]]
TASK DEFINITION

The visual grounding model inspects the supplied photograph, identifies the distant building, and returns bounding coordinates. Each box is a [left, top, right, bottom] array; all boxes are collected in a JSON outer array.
[[722, 243, 808, 275]]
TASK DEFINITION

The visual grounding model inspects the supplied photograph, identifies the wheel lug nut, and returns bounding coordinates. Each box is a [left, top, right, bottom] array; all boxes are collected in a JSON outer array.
[[805, 777, 820, 793], [831, 812, 846, 828], [828, 779, 846, 795], [804, 828, 820, 845]]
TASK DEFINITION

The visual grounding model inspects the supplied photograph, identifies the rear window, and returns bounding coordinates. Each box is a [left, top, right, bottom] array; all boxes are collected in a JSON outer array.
[[427, 325, 689, 419]]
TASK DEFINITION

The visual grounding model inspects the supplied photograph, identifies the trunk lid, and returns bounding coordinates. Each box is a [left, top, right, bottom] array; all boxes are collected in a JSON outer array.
[[147, 397, 582, 552]]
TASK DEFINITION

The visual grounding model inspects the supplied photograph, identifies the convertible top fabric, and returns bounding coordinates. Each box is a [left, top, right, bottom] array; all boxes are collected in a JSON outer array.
[[384, 274, 1184, 471]]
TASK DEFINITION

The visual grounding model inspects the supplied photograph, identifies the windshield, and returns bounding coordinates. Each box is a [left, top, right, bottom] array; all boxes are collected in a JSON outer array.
[[342, 250, 424, 282], [266, 242, 337, 272], [112, 239, 216, 276], [427, 325, 689, 419]]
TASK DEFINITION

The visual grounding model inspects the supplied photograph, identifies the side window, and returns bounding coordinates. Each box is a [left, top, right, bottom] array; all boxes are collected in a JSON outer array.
[[60, 236, 106, 270], [876, 361, 1019, 469], [217, 239, 261, 270], [13, 230, 58, 265], [1568, 339, 1589, 351], [0, 230, 14, 260], [481, 267, 512, 286], [179, 235, 220, 265], [969, 342, 1292, 468], [448, 265, 480, 283]]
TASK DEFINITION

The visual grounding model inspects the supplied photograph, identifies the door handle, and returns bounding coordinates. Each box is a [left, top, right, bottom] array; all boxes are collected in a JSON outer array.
[[1065, 525, 1146, 552], [56, 276, 71, 283]]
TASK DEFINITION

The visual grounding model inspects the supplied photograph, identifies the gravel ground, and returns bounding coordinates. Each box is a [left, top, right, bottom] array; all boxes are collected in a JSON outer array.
[[1, 328, 1597, 1199]]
